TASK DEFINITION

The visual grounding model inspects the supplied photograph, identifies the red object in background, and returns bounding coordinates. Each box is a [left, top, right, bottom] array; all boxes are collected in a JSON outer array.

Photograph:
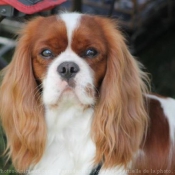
[[0, 0, 66, 14]]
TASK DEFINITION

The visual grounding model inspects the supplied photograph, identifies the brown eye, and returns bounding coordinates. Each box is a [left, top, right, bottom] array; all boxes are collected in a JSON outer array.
[[82, 48, 98, 58], [41, 49, 54, 59]]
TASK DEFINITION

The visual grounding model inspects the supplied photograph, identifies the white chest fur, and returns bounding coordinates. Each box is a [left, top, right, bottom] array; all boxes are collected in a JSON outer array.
[[29, 99, 96, 175]]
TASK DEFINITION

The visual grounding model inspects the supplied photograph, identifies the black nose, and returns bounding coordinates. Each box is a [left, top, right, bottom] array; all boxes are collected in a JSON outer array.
[[57, 62, 80, 80]]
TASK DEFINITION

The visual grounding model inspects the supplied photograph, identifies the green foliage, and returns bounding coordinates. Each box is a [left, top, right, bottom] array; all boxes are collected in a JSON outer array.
[[0, 125, 18, 175]]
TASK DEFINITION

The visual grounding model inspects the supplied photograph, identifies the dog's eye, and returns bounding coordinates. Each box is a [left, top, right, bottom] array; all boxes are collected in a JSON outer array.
[[82, 48, 98, 58], [41, 49, 54, 59]]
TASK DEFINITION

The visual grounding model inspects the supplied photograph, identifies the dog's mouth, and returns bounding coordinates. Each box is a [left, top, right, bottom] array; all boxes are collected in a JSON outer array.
[[61, 79, 76, 93], [66, 78, 76, 88], [43, 76, 95, 108], [61, 85, 75, 95], [58, 80, 80, 100]]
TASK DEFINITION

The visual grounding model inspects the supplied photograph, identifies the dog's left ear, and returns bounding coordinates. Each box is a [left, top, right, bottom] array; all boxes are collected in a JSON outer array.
[[0, 17, 46, 171], [92, 17, 149, 168]]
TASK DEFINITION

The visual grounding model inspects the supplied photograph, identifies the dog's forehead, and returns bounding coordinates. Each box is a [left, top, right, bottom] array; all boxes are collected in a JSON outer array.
[[59, 13, 82, 45], [58, 13, 102, 46], [58, 13, 105, 50], [32, 13, 101, 48]]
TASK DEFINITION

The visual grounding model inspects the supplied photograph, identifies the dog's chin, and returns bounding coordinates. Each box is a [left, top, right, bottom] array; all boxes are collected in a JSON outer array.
[[52, 83, 84, 108], [60, 86, 78, 102], [57, 87, 95, 109]]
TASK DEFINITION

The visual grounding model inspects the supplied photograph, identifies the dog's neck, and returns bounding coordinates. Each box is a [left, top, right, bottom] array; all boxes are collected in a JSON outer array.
[[30, 97, 96, 175]]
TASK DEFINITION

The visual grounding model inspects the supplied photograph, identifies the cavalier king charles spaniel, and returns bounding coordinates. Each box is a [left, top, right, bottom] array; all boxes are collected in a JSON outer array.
[[0, 12, 175, 175]]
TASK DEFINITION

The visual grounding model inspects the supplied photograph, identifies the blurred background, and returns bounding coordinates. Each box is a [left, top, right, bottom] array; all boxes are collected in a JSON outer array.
[[0, 0, 175, 174]]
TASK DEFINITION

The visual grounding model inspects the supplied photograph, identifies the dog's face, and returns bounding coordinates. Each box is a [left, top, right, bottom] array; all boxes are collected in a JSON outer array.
[[0, 13, 148, 171], [31, 13, 107, 107]]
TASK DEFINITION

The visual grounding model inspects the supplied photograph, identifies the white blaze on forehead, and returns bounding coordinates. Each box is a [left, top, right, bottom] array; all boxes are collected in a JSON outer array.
[[59, 12, 82, 46]]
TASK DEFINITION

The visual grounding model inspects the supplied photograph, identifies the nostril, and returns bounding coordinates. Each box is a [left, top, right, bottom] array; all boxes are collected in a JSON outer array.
[[57, 64, 67, 74], [61, 67, 67, 73], [70, 67, 74, 73], [70, 66, 78, 73]]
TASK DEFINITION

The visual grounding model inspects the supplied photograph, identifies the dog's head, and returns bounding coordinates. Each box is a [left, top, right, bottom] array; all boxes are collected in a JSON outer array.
[[0, 13, 148, 170]]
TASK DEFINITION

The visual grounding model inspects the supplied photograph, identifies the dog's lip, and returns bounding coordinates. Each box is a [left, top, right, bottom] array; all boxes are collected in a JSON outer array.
[[61, 79, 76, 88], [63, 85, 73, 92], [61, 81, 76, 94]]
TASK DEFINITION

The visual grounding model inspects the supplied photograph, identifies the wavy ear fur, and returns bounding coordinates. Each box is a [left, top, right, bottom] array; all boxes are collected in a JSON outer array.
[[92, 17, 149, 167], [0, 17, 46, 171]]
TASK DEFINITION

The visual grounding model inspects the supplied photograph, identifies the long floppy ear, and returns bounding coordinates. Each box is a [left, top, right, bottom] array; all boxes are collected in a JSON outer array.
[[92, 18, 149, 168], [0, 17, 46, 171]]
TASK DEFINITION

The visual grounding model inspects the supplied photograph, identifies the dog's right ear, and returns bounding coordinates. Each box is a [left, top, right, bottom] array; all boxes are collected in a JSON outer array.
[[0, 17, 47, 171]]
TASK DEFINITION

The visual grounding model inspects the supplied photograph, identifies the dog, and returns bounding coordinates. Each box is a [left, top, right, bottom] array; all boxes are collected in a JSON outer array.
[[0, 12, 175, 175]]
